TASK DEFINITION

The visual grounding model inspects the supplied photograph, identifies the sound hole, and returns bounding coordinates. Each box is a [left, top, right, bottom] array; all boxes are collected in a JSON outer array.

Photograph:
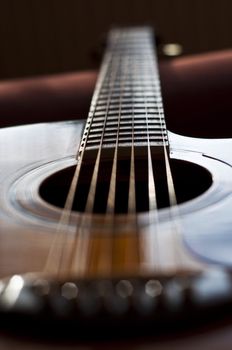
[[39, 156, 212, 214]]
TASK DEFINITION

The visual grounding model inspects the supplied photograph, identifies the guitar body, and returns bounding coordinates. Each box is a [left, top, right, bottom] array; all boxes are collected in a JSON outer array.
[[1, 28, 232, 348], [1, 120, 232, 349]]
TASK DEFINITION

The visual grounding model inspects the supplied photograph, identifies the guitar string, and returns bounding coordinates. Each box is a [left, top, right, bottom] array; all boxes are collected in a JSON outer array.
[[85, 53, 124, 276], [67, 30, 160, 277], [57, 30, 162, 277], [104, 51, 126, 214], [43, 163, 82, 275], [44, 29, 184, 279], [101, 40, 150, 276], [101, 46, 141, 276], [66, 45, 121, 276], [96, 33, 139, 276], [127, 58, 139, 271], [153, 45, 184, 271], [140, 56, 161, 273], [43, 48, 114, 276], [97, 50, 125, 275], [127, 78, 136, 214], [95, 34, 141, 275]]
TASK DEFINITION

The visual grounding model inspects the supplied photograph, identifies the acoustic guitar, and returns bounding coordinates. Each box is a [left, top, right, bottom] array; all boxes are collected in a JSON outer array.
[[0, 27, 232, 349]]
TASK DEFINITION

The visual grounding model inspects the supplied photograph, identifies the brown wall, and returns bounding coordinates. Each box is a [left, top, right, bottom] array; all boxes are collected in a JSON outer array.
[[0, 0, 231, 80]]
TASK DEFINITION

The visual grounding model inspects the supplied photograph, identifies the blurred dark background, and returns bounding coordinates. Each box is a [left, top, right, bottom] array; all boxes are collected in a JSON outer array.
[[0, 0, 231, 80]]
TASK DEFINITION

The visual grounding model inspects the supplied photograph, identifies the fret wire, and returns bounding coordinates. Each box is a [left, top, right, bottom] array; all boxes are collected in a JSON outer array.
[[82, 28, 168, 151], [95, 103, 159, 110]]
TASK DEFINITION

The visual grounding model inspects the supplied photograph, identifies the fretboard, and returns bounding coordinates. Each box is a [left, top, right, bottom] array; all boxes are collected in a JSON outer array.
[[79, 27, 168, 156]]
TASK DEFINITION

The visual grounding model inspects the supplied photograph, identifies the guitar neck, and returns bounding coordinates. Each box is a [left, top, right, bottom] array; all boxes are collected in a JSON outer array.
[[78, 27, 168, 159]]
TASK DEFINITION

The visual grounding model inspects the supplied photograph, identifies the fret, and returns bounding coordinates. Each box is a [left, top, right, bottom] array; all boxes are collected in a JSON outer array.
[[94, 126, 166, 133], [99, 87, 160, 94], [102, 77, 158, 84], [90, 119, 165, 128], [109, 41, 153, 47], [87, 132, 167, 144], [105, 136, 168, 143], [78, 27, 168, 154], [85, 138, 168, 150], [107, 105, 162, 110], [96, 97, 159, 105], [101, 84, 160, 91], [86, 133, 167, 145], [106, 51, 154, 57], [108, 130, 165, 137], [100, 79, 158, 87], [94, 103, 160, 111], [90, 121, 165, 130], [92, 110, 163, 118], [96, 95, 161, 102], [88, 127, 167, 135], [98, 92, 160, 99], [103, 71, 158, 79], [105, 64, 157, 69], [88, 125, 166, 134], [103, 76, 159, 80], [90, 115, 165, 122]]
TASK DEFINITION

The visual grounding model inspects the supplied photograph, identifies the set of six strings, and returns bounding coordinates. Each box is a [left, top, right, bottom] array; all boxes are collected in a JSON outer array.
[[44, 29, 183, 277]]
